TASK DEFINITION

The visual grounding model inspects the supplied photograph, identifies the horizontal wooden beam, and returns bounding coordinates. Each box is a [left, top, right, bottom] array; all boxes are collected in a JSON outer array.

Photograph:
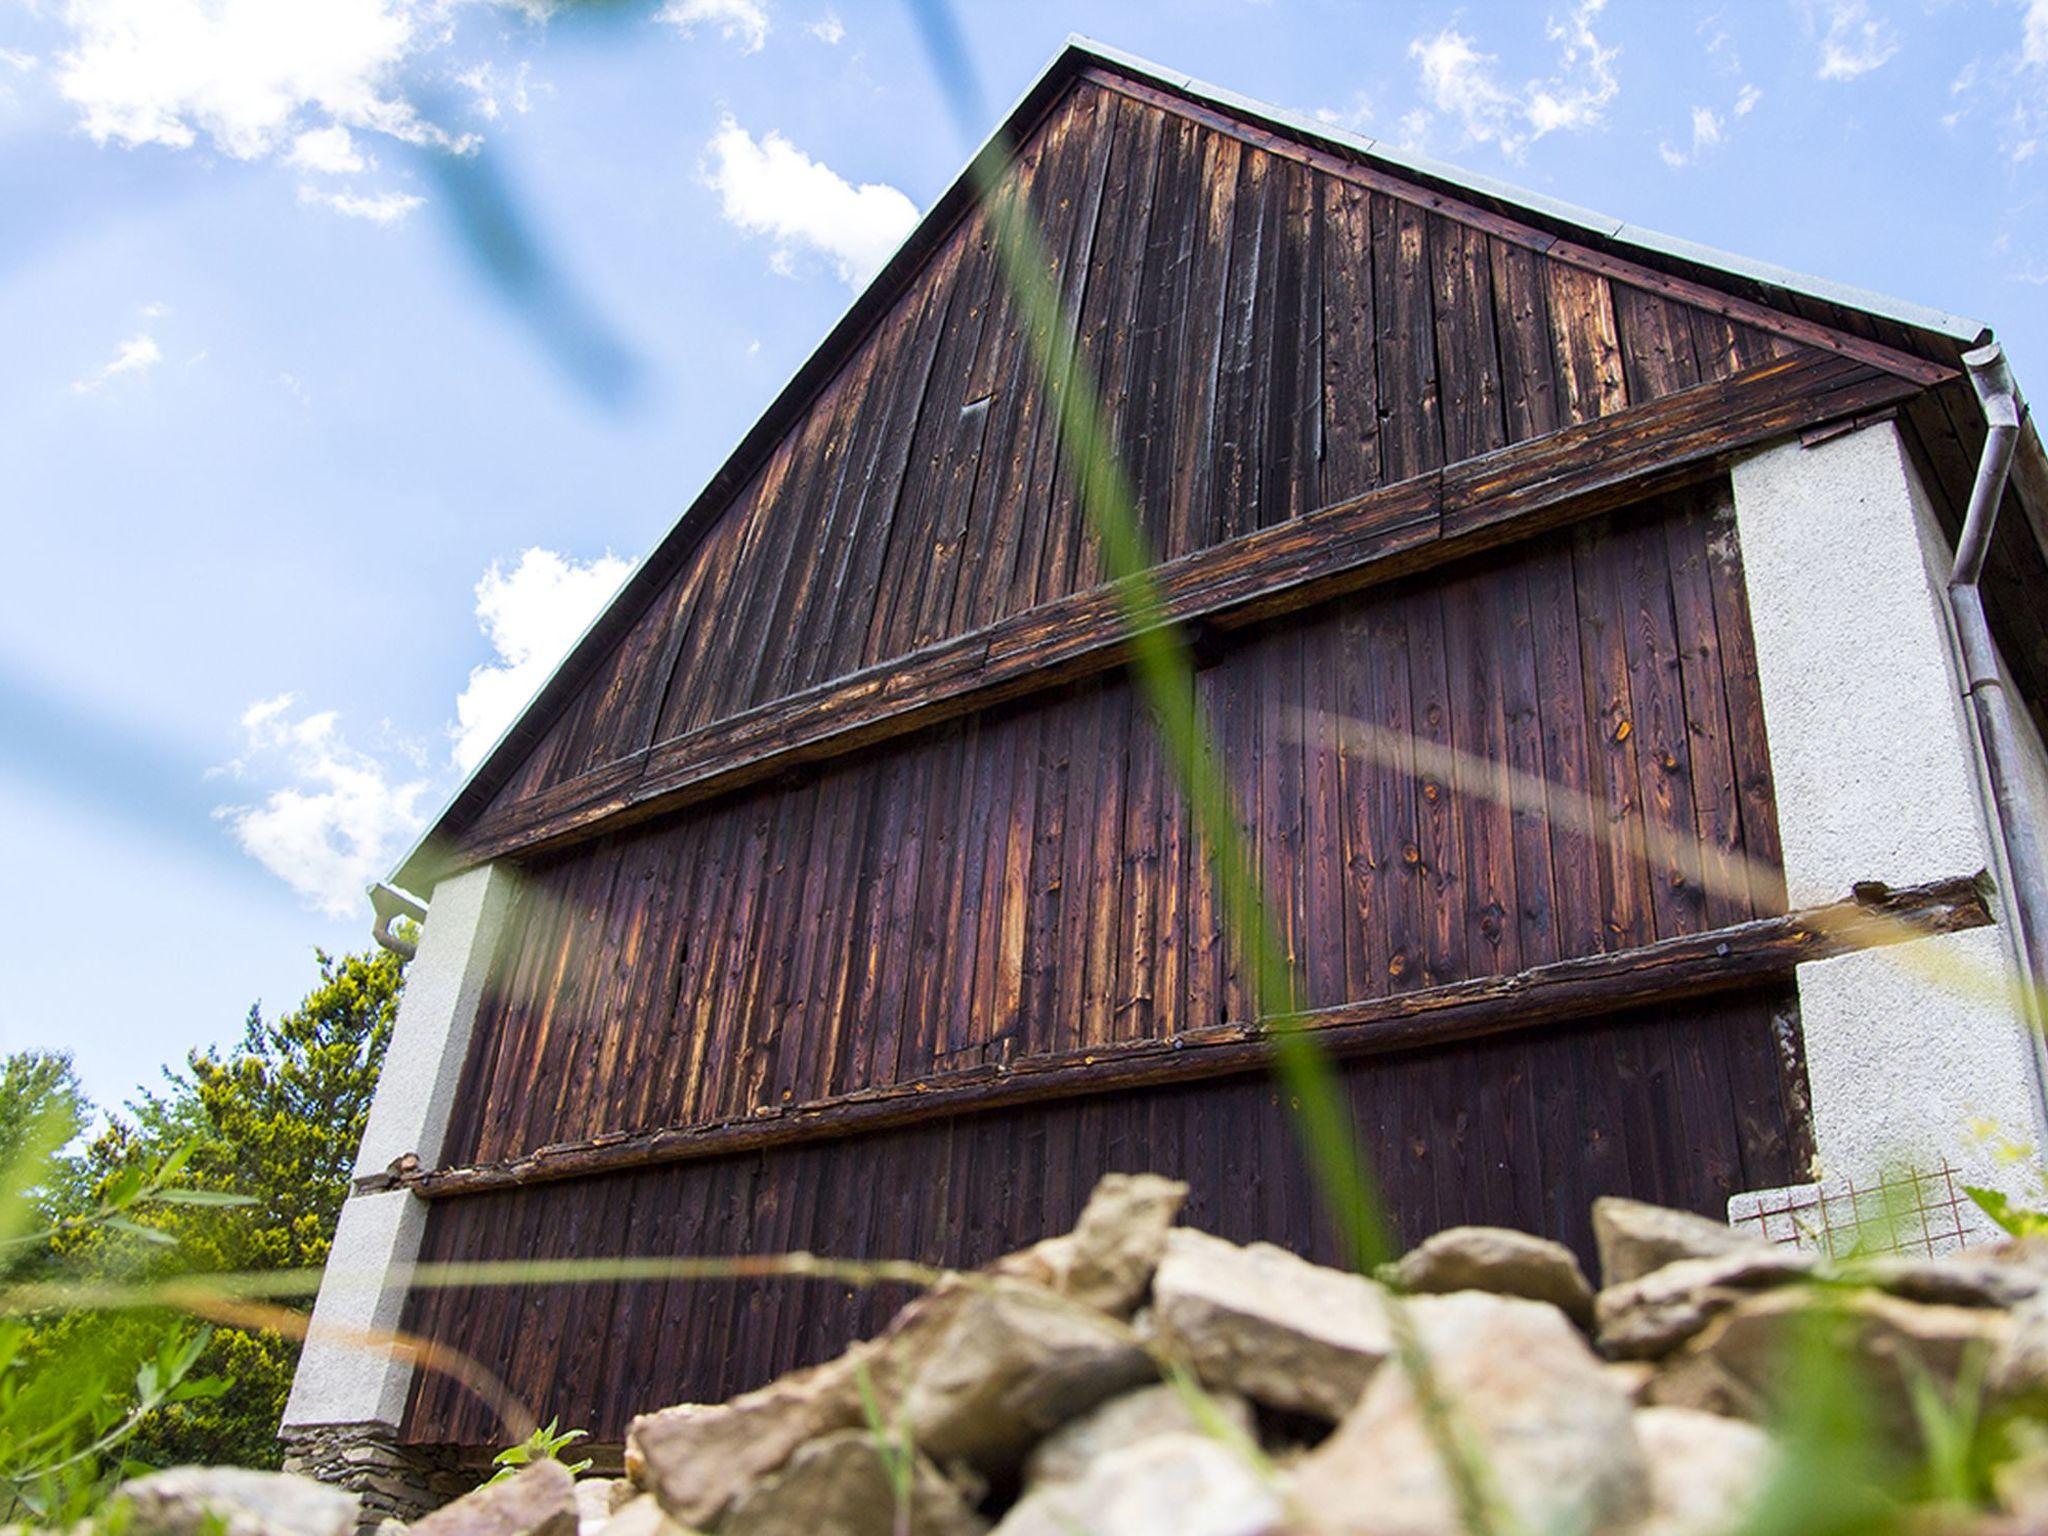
[[386, 873, 1991, 1199], [429, 352, 1917, 876]]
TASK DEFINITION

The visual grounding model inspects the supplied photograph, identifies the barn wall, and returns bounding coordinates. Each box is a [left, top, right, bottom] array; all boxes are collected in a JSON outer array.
[[436, 485, 1784, 1169], [400, 982, 1805, 1446], [468, 76, 1794, 832]]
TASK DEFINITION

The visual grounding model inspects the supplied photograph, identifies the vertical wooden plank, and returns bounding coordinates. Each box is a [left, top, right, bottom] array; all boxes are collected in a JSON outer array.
[[1544, 262, 1630, 425], [1209, 143, 1274, 545], [1429, 214, 1508, 463], [1442, 561, 1522, 977], [1571, 520, 1659, 952], [1488, 237, 1560, 445], [1521, 538, 1606, 961], [1613, 513, 1710, 939], [1662, 492, 1755, 928], [1612, 284, 1703, 406], [1164, 128, 1241, 561], [1320, 178, 1381, 504], [1403, 586, 1465, 988], [1373, 194, 1443, 481], [1702, 483, 1788, 914]]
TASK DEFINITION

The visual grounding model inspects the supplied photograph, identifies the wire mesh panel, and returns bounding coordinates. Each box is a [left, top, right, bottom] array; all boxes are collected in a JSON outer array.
[[1728, 1165, 2002, 1258]]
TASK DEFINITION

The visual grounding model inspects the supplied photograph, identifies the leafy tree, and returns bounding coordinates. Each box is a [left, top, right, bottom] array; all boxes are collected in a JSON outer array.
[[45, 944, 406, 1472]]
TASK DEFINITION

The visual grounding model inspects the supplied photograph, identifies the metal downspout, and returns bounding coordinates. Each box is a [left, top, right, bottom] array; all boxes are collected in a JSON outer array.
[[1951, 342, 2048, 1110]]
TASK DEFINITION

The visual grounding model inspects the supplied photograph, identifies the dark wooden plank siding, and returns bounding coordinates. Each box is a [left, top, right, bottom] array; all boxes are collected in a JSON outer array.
[[400, 981, 1806, 1446], [474, 80, 1814, 823], [437, 485, 1783, 1168]]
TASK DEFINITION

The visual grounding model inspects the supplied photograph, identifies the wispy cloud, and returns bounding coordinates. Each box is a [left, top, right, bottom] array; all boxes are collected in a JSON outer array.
[[658, 0, 769, 53], [298, 183, 424, 223], [1658, 105, 1724, 167], [806, 10, 843, 44], [216, 695, 430, 916], [71, 332, 161, 393], [703, 115, 919, 285], [1404, 0, 1619, 160], [452, 547, 635, 773], [1811, 0, 1900, 81], [457, 59, 535, 121]]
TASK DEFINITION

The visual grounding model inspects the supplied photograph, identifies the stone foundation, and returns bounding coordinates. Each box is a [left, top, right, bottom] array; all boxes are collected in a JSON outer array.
[[280, 1423, 475, 1530]]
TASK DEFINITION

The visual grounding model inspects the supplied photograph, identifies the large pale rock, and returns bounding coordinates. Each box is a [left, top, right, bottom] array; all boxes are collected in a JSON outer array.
[[886, 1275, 1154, 1471], [1148, 1228, 1394, 1419], [572, 1481, 619, 1536], [1392, 1226, 1595, 1326], [590, 1496, 689, 1536], [410, 1463, 577, 1536], [1649, 1288, 2011, 1441], [992, 1173, 1188, 1316], [628, 1346, 874, 1527], [1633, 1407, 1776, 1536], [1592, 1198, 1769, 1287], [720, 1430, 984, 1536], [1022, 1382, 1256, 1489], [1287, 1291, 1648, 1536], [1596, 1250, 1818, 1359], [993, 1433, 1282, 1536], [117, 1468, 360, 1536]]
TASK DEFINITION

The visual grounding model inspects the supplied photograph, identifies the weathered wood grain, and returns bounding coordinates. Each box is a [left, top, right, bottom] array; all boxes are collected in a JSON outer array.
[[397, 978, 1817, 1445], [434, 353, 1913, 876], [397, 873, 1982, 1198]]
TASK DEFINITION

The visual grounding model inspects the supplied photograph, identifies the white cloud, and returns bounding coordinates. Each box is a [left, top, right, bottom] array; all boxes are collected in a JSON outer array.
[[1526, 0, 1620, 136], [1314, 92, 1375, 131], [54, 0, 429, 157], [805, 10, 843, 44], [703, 115, 919, 286], [452, 547, 635, 773], [298, 183, 424, 222], [71, 331, 161, 392], [1812, 1, 1899, 81], [1405, 0, 1619, 160], [217, 695, 430, 917], [1734, 83, 1762, 116], [2027, 0, 2048, 68], [458, 59, 534, 120], [1658, 103, 1728, 167], [287, 123, 365, 174], [658, 0, 769, 53]]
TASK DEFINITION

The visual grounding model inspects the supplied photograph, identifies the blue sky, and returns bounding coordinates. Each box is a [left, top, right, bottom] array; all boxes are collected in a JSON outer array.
[[0, 0, 2041, 1115]]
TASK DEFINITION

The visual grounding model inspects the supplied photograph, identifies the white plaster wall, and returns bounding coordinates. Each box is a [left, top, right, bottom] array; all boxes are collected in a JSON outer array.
[[354, 863, 518, 1180], [1731, 424, 2047, 1191], [281, 1189, 426, 1429], [290, 862, 515, 1429]]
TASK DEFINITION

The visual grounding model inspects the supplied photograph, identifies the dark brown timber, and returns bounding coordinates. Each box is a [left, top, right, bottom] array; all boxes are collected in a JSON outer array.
[[438, 353, 1913, 874], [392, 873, 1982, 1199]]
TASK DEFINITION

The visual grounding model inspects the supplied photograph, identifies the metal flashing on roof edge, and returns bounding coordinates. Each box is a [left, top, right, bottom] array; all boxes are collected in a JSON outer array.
[[383, 33, 2007, 910]]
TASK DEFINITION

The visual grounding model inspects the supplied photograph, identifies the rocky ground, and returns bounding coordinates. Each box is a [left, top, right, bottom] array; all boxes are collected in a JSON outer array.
[[100, 1175, 2048, 1536]]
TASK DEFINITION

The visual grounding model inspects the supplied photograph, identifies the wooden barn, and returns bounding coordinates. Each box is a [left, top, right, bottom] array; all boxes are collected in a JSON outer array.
[[285, 39, 2048, 1468]]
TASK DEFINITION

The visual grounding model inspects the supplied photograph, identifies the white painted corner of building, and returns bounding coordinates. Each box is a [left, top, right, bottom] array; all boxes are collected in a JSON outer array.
[[354, 862, 518, 1181], [281, 1188, 427, 1430], [1731, 422, 2048, 1203]]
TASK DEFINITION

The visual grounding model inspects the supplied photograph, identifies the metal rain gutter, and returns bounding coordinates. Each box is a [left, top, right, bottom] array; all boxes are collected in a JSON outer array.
[[370, 881, 428, 961], [1951, 341, 2048, 1110]]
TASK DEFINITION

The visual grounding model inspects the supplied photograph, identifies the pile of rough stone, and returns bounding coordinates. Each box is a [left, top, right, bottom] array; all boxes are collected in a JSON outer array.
[[105, 1174, 2048, 1536]]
